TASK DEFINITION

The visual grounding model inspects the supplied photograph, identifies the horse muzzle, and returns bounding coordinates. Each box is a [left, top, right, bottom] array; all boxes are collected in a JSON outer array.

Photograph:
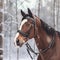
[[16, 39, 25, 47]]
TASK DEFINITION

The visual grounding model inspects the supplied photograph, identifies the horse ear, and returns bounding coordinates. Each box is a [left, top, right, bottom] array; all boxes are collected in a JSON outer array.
[[28, 8, 33, 18], [21, 10, 26, 17]]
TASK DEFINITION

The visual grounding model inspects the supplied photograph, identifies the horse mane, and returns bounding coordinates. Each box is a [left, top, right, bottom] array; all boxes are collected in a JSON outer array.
[[40, 19, 56, 36]]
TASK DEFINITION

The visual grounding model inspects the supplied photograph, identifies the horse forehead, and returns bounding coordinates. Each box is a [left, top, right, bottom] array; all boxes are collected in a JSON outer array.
[[19, 19, 28, 30]]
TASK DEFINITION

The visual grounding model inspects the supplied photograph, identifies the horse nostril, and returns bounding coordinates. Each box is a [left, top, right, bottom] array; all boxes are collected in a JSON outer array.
[[16, 39, 20, 45]]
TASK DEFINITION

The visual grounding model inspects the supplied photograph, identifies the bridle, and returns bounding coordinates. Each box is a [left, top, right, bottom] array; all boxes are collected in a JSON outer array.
[[17, 16, 55, 60], [17, 17, 35, 38]]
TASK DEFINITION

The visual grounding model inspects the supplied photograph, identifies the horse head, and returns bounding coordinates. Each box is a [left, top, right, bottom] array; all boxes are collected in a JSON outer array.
[[14, 8, 41, 47]]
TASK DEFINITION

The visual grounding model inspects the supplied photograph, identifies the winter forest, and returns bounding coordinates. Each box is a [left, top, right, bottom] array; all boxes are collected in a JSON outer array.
[[0, 0, 60, 60]]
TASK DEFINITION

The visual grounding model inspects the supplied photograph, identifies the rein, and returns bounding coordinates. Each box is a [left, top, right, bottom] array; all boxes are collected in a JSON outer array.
[[25, 43, 39, 59]]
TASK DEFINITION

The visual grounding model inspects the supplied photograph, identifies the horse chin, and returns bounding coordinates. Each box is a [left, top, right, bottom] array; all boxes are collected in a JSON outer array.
[[14, 43, 23, 48], [19, 43, 23, 47], [15, 44, 23, 48]]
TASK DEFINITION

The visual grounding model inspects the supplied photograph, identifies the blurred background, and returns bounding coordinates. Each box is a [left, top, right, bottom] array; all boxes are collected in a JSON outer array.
[[0, 0, 60, 60]]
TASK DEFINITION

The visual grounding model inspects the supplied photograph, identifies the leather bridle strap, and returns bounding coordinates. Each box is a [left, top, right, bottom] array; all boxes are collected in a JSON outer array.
[[25, 43, 39, 59], [17, 30, 29, 37], [25, 42, 46, 60], [41, 34, 55, 53]]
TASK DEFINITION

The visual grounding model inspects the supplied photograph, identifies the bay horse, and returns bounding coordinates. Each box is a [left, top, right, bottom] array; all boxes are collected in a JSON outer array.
[[14, 8, 60, 60]]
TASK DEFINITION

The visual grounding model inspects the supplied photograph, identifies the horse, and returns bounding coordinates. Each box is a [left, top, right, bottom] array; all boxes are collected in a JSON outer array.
[[14, 8, 60, 60]]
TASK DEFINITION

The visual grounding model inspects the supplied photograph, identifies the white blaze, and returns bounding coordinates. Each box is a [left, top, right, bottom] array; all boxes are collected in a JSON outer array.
[[19, 19, 28, 30]]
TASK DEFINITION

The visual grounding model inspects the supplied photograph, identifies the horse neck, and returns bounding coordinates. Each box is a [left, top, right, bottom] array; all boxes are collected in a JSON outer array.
[[35, 25, 51, 50]]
